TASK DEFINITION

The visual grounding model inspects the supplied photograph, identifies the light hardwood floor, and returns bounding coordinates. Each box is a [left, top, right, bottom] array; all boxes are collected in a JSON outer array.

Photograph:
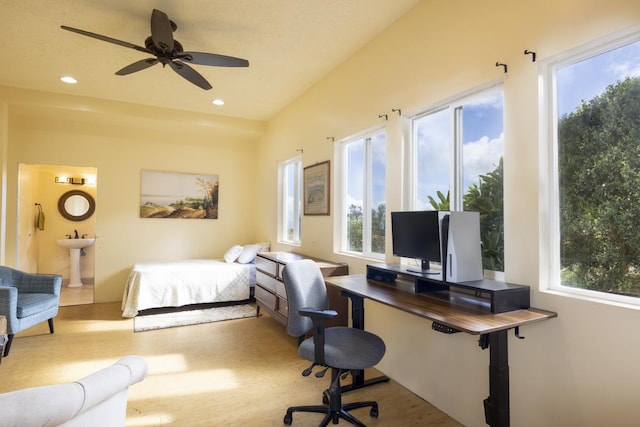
[[0, 303, 463, 427], [59, 283, 94, 306]]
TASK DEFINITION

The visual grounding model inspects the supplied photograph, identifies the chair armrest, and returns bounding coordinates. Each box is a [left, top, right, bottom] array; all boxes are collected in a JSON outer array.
[[298, 308, 338, 320], [0, 287, 18, 321], [13, 271, 62, 296], [298, 308, 338, 366]]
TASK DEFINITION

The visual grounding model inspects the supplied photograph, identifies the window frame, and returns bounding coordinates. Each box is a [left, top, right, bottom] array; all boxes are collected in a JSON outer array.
[[539, 25, 640, 308], [407, 81, 505, 277], [277, 156, 302, 246], [336, 126, 387, 260]]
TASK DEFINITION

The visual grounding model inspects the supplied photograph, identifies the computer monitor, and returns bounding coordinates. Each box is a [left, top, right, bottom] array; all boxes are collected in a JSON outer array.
[[391, 210, 441, 274]]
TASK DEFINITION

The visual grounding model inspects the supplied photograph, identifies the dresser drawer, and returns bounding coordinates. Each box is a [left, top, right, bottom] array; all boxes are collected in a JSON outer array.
[[254, 252, 349, 331], [255, 255, 277, 277], [277, 295, 289, 317], [256, 270, 280, 293], [255, 285, 277, 311]]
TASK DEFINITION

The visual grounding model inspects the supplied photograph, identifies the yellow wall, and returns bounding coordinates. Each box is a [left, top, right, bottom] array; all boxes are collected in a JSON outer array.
[[1, 0, 640, 426], [1, 86, 265, 303], [256, 0, 640, 426]]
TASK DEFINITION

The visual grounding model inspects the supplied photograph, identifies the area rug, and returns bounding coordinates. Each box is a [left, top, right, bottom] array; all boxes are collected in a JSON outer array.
[[134, 304, 256, 332]]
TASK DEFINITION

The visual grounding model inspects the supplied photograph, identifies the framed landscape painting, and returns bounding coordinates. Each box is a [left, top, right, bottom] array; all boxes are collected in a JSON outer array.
[[140, 170, 219, 219], [303, 161, 330, 215]]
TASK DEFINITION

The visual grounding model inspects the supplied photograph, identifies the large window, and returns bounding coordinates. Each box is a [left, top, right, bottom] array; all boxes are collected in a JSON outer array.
[[411, 84, 504, 272], [278, 156, 302, 244], [544, 29, 640, 305], [339, 128, 386, 258]]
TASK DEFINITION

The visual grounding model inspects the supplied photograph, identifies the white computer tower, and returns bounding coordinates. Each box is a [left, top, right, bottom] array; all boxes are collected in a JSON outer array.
[[439, 211, 483, 283]]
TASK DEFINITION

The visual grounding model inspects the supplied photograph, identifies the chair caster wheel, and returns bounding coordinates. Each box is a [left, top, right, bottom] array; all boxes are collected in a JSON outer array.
[[283, 413, 292, 425], [370, 406, 379, 418]]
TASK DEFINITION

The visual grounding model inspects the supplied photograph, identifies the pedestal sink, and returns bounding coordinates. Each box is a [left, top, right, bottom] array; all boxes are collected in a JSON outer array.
[[56, 238, 95, 287]]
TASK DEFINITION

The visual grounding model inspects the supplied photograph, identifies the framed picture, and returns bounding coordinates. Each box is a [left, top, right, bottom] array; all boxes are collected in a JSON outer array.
[[140, 170, 219, 219], [304, 161, 330, 215]]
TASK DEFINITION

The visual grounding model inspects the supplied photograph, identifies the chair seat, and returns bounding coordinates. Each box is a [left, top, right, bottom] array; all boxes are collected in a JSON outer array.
[[298, 326, 386, 370], [16, 294, 59, 318]]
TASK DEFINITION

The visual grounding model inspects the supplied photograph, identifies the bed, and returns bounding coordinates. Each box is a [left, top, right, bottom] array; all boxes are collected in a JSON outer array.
[[121, 243, 268, 318]]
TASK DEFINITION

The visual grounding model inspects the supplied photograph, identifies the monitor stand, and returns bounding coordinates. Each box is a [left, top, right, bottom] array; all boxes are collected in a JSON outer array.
[[406, 259, 439, 275]]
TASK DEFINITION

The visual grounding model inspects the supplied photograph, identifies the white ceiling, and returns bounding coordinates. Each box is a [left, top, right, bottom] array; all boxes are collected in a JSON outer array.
[[0, 0, 422, 121]]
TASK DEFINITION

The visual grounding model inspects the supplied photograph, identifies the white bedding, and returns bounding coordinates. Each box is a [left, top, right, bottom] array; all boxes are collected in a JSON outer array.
[[121, 259, 255, 318]]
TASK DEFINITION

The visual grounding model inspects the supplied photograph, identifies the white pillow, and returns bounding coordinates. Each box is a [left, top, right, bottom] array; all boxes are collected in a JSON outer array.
[[224, 245, 243, 263], [237, 244, 261, 264], [256, 242, 270, 252]]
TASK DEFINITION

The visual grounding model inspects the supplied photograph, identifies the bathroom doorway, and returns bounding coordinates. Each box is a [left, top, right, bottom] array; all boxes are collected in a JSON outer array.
[[17, 164, 97, 306]]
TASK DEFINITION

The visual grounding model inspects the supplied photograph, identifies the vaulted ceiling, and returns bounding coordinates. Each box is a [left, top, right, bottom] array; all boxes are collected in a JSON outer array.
[[0, 0, 421, 121]]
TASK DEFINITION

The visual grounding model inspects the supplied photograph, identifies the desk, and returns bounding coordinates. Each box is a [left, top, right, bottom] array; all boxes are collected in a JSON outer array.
[[325, 274, 557, 427]]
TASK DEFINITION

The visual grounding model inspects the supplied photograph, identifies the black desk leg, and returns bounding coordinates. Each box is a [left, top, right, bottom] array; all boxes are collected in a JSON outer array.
[[339, 291, 389, 392], [344, 291, 365, 330], [484, 330, 510, 427]]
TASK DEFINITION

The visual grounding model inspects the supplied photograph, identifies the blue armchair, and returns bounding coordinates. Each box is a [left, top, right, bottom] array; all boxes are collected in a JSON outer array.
[[0, 266, 62, 356]]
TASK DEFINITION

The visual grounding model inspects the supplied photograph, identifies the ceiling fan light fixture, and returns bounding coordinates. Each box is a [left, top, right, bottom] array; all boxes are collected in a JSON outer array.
[[212, 99, 225, 106], [61, 9, 249, 90], [60, 76, 78, 84]]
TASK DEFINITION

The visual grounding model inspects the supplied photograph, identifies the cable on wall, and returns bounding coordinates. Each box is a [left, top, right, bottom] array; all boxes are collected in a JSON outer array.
[[524, 49, 537, 62]]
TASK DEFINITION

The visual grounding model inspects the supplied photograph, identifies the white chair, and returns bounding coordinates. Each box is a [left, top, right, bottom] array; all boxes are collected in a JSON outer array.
[[0, 355, 147, 426]]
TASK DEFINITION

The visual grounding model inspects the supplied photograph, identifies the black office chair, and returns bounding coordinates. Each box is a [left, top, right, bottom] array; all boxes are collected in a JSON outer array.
[[282, 259, 386, 426]]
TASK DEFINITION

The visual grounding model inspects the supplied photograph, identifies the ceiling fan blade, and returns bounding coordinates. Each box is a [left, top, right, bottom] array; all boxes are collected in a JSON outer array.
[[60, 25, 152, 55], [168, 61, 212, 90], [181, 52, 249, 68], [150, 9, 174, 53], [115, 58, 159, 75]]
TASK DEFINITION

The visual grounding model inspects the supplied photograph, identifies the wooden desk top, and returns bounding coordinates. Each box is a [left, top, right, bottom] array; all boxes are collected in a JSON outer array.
[[325, 275, 557, 335]]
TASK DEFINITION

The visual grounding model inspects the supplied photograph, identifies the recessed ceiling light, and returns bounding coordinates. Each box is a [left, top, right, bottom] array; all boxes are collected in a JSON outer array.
[[60, 76, 77, 84], [212, 99, 225, 106]]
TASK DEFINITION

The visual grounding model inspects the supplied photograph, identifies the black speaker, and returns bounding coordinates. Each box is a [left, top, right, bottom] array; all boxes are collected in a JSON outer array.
[[367, 266, 397, 282]]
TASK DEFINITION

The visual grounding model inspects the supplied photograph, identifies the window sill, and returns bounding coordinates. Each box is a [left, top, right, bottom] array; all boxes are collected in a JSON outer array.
[[336, 251, 385, 263], [541, 287, 640, 311]]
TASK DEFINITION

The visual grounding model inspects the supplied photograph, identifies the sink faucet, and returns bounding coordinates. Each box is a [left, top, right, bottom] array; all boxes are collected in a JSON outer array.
[[74, 229, 79, 239]]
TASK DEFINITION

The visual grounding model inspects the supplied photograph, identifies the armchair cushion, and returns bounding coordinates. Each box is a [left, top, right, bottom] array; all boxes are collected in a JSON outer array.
[[17, 294, 60, 318]]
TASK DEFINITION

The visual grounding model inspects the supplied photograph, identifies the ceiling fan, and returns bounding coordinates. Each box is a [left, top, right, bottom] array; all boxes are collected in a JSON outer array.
[[61, 9, 249, 90]]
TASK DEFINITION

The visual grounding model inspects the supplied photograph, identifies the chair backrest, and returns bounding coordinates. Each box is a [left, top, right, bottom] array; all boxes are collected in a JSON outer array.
[[282, 259, 329, 338], [0, 355, 147, 427], [0, 266, 14, 286]]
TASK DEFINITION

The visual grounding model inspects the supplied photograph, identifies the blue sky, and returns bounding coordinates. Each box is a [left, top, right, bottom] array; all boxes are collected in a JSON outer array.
[[345, 131, 386, 209], [557, 39, 640, 116], [413, 89, 504, 209]]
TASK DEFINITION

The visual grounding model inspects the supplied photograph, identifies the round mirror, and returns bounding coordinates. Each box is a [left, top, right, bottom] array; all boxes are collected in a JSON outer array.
[[58, 190, 95, 221]]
